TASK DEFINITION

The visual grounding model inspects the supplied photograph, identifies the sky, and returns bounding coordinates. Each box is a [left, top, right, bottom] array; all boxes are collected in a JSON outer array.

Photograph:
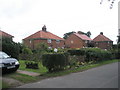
[[0, 0, 119, 44]]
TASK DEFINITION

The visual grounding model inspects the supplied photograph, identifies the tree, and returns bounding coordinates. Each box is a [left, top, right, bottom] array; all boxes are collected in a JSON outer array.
[[85, 31, 91, 37], [100, 0, 116, 9], [2, 37, 21, 59], [63, 31, 76, 39]]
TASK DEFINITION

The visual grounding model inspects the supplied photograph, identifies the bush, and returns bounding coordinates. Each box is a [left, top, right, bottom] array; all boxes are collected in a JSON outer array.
[[42, 52, 69, 72], [67, 48, 112, 62], [67, 49, 85, 56], [2, 37, 20, 59], [83, 48, 112, 62], [22, 47, 33, 54]]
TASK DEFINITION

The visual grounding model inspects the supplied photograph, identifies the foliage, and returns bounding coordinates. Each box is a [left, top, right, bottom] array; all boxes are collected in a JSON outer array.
[[67, 48, 112, 62], [67, 49, 85, 56], [100, 0, 116, 9], [36, 42, 48, 53], [85, 31, 91, 37], [63, 31, 76, 39], [22, 47, 33, 54], [2, 37, 21, 59], [42, 52, 69, 72]]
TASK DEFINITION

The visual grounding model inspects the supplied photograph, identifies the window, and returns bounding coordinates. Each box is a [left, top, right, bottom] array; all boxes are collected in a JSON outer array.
[[47, 39, 52, 43], [71, 40, 74, 44], [29, 40, 32, 44], [56, 40, 60, 44]]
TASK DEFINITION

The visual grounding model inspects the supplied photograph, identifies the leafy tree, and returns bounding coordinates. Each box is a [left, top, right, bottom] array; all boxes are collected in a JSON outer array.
[[63, 31, 76, 39], [22, 47, 33, 54], [2, 37, 20, 59], [36, 42, 48, 53], [100, 0, 116, 9], [85, 31, 91, 37]]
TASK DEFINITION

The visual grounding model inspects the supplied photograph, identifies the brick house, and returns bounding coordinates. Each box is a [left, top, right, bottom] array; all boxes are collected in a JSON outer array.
[[0, 30, 14, 51], [0, 30, 14, 39], [65, 32, 92, 48], [23, 25, 65, 49], [93, 32, 113, 50]]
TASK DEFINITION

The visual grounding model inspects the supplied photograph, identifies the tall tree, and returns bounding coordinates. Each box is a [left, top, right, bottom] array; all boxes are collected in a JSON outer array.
[[63, 31, 76, 39], [85, 31, 91, 37], [100, 0, 116, 9]]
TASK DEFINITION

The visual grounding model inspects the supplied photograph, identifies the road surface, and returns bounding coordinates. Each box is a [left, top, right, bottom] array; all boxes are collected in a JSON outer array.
[[18, 62, 119, 88]]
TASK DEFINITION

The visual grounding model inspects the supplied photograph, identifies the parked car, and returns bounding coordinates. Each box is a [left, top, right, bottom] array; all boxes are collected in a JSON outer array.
[[0, 51, 20, 74]]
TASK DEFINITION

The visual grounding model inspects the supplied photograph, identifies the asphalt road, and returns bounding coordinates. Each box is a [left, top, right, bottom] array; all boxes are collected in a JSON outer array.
[[18, 62, 119, 88]]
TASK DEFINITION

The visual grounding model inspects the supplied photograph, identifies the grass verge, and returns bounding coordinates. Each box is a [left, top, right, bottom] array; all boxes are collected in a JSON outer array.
[[42, 59, 119, 77], [2, 59, 119, 88]]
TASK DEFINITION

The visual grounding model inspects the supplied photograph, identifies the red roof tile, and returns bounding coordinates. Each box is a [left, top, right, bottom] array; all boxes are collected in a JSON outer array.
[[0, 30, 14, 38], [23, 30, 64, 40], [74, 33, 92, 41], [93, 34, 112, 42]]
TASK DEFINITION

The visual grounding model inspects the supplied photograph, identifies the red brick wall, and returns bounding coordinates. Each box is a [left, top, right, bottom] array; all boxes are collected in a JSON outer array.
[[94, 41, 113, 50], [23, 39, 65, 49], [65, 34, 85, 48]]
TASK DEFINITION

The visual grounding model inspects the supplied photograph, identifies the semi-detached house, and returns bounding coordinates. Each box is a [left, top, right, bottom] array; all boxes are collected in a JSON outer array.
[[23, 25, 65, 49]]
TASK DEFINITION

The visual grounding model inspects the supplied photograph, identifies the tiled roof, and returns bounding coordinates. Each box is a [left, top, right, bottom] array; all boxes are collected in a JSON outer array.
[[23, 30, 64, 40], [0, 30, 14, 38], [93, 34, 112, 42], [74, 33, 92, 41]]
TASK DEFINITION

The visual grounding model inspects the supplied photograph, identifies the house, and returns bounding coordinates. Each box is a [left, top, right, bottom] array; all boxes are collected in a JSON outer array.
[[0, 30, 14, 39], [65, 32, 92, 48], [93, 32, 113, 50], [0, 30, 14, 51], [23, 25, 65, 49]]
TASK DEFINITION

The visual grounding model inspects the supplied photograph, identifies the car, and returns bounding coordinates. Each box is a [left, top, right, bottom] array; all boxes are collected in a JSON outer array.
[[0, 51, 20, 74]]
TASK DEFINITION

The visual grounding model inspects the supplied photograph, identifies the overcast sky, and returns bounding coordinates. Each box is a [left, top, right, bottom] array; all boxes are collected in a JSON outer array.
[[0, 0, 119, 44]]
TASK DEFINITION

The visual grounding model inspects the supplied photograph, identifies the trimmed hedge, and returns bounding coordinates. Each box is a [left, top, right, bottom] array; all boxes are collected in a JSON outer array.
[[67, 48, 112, 62], [42, 52, 69, 72]]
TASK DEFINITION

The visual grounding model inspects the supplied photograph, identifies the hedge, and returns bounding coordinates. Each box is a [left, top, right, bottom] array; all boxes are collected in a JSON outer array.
[[67, 48, 112, 62], [42, 52, 69, 72]]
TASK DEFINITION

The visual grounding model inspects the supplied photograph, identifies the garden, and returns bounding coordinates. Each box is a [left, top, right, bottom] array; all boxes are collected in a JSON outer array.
[[2, 42, 120, 88]]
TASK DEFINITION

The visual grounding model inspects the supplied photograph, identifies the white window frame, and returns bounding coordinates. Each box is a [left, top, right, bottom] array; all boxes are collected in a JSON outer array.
[[56, 40, 60, 44], [47, 39, 52, 43]]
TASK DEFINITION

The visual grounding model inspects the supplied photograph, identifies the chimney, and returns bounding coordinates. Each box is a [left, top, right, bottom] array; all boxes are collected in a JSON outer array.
[[100, 32, 103, 35], [42, 25, 47, 32]]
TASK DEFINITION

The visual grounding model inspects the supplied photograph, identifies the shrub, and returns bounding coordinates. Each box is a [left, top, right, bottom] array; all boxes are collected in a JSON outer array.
[[67, 48, 112, 62], [2, 37, 20, 59], [67, 49, 85, 56], [42, 52, 69, 72], [22, 47, 33, 54], [83, 48, 112, 62]]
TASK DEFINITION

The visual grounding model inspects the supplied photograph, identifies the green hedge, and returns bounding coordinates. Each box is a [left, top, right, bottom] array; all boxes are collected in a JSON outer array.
[[67, 49, 85, 56], [67, 48, 112, 62], [42, 52, 69, 72]]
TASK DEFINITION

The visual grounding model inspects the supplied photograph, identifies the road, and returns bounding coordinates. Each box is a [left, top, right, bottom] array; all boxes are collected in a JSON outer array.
[[18, 62, 119, 88]]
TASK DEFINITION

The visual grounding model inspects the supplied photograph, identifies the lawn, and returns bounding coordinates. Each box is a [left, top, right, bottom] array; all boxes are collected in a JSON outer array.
[[18, 60, 48, 74]]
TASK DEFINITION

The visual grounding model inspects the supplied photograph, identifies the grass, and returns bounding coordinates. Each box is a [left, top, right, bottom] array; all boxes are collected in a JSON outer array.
[[3, 72, 39, 83], [1, 81, 10, 88], [42, 59, 120, 77], [2, 59, 119, 88], [19, 60, 48, 74]]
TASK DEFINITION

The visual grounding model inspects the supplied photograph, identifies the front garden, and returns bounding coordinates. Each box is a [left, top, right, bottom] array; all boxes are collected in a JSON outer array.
[[2, 43, 120, 88]]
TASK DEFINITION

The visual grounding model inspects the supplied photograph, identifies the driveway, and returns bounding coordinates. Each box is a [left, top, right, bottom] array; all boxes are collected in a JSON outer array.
[[17, 62, 119, 88]]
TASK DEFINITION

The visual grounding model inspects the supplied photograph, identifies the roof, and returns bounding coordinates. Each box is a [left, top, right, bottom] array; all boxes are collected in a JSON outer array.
[[93, 34, 112, 42], [74, 33, 92, 41], [23, 30, 64, 40], [0, 30, 14, 38]]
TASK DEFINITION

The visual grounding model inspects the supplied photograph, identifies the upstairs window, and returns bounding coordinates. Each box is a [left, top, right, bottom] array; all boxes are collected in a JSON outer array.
[[47, 39, 52, 43], [56, 40, 60, 44]]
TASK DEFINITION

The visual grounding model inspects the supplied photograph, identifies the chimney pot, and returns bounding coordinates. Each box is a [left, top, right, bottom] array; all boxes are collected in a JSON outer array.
[[100, 32, 103, 35]]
